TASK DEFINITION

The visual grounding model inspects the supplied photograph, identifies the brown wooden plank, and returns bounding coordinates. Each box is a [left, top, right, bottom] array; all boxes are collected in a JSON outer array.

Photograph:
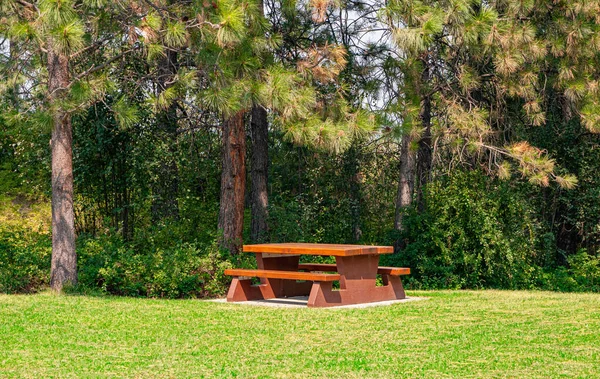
[[298, 263, 338, 272], [243, 243, 394, 256], [261, 253, 300, 258], [298, 263, 410, 276], [224, 268, 340, 281], [378, 266, 411, 275]]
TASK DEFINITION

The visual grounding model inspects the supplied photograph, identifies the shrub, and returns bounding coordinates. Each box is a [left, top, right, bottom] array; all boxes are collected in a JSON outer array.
[[566, 250, 600, 292], [77, 230, 234, 298], [0, 227, 51, 293], [383, 170, 549, 290], [0, 192, 236, 298], [0, 195, 51, 293]]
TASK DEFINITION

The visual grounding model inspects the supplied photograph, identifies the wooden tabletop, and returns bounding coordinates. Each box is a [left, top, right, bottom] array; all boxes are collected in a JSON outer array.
[[242, 243, 393, 257]]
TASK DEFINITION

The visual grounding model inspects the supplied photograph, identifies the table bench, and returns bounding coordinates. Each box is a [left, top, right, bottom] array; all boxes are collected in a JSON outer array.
[[297, 263, 410, 276], [224, 243, 410, 307], [224, 268, 340, 282]]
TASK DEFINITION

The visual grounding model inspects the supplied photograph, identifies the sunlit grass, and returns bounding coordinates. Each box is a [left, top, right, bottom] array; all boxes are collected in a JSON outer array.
[[1, 290, 599, 378]]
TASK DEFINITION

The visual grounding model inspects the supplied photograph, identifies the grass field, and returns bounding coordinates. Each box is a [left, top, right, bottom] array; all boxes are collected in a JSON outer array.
[[1, 290, 599, 378]]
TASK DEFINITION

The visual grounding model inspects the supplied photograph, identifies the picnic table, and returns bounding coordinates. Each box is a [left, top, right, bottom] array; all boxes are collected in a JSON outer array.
[[224, 243, 410, 308]]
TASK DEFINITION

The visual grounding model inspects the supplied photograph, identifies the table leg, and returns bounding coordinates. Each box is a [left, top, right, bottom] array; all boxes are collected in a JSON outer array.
[[307, 254, 406, 307], [225, 253, 313, 302], [257, 254, 312, 297], [226, 277, 276, 301]]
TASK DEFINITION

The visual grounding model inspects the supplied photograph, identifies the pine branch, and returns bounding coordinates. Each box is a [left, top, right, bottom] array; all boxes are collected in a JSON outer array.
[[70, 36, 113, 60], [16, 0, 37, 11], [73, 45, 142, 83], [141, 0, 174, 18]]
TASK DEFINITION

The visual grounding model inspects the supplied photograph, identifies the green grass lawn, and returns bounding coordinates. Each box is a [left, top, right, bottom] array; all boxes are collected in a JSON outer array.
[[1, 290, 599, 378]]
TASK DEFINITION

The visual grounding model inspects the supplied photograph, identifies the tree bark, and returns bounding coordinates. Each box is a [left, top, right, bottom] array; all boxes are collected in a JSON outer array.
[[248, 0, 269, 242], [415, 65, 432, 211], [151, 49, 180, 221], [394, 133, 416, 236], [8, 40, 20, 109], [218, 110, 247, 254], [345, 143, 363, 242], [48, 46, 77, 290], [250, 105, 269, 242]]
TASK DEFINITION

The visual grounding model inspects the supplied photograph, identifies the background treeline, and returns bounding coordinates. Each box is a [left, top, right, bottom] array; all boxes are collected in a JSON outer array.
[[1, 0, 599, 296]]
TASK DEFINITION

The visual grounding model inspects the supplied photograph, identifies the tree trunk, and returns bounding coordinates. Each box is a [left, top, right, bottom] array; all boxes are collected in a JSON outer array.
[[415, 65, 432, 211], [394, 133, 416, 234], [151, 49, 179, 221], [249, 0, 269, 242], [345, 143, 362, 242], [48, 46, 77, 290], [8, 40, 20, 109], [250, 105, 269, 242], [218, 110, 247, 254]]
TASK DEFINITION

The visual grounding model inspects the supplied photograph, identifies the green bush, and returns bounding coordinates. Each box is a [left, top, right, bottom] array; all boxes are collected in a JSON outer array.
[[532, 251, 600, 293], [0, 223, 235, 298], [77, 229, 234, 298], [0, 227, 51, 293], [567, 250, 600, 291], [0, 192, 236, 298], [383, 170, 550, 290]]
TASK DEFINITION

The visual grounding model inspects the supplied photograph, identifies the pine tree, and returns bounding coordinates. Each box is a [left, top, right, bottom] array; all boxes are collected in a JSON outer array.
[[191, 0, 376, 253], [0, 0, 145, 290], [382, 0, 581, 234]]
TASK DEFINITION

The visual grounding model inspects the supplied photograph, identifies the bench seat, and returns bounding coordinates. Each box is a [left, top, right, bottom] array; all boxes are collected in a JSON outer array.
[[224, 268, 340, 282], [297, 263, 410, 276]]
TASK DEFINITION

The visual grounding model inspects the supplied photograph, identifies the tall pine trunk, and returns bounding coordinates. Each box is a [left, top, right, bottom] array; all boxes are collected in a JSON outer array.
[[249, 0, 269, 242], [415, 63, 432, 211], [415, 94, 432, 211], [151, 50, 179, 221], [8, 40, 20, 109], [48, 46, 77, 290], [250, 105, 269, 242], [394, 133, 416, 249], [394, 62, 432, 251], [345, 143, 362, 242], [218, 110, 246, 254]]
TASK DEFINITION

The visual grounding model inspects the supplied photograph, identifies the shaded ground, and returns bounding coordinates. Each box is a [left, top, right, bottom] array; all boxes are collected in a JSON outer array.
[[210, 295, 426, 308]]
